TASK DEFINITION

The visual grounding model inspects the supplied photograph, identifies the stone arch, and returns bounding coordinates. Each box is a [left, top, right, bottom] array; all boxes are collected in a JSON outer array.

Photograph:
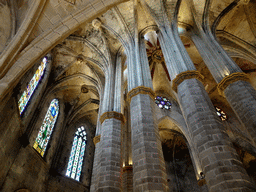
[[157, 115, 203, 179], [18, 54, 53, 128], [158, 117, 206, 191], [51, 116, 96, 187]]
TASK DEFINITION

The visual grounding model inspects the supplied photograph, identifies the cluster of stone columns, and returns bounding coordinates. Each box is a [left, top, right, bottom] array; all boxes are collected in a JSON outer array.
[[91, 4, 256, 192]]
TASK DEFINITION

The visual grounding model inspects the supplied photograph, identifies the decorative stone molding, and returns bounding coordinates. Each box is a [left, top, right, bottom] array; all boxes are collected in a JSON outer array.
[[100, 111, 126, 124], [92, 18, 102, 29], [123, 165, 133, 172], [127, 86, 156, 103], [172, 70, 204, 92], [217, 72, 250, 96], [93, 135, 101, 145], [81, 85, 89, 93]]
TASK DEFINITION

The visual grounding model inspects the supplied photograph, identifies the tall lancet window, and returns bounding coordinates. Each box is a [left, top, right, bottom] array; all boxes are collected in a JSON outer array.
[[33, 99, 59, 157], [66, 126, 87, 181], [18, 57, 47, 115]]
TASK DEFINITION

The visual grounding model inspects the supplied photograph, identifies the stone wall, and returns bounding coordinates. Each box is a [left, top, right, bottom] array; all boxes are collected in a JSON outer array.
[[0, 96, 23, 190], [53, 118, 95, 188], [1, 147, 48, 192], [46, 175, 89, 192]]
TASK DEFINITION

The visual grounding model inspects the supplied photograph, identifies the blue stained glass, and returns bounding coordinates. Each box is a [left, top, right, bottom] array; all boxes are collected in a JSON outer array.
[[66, 136, 78, 177], [33, 99, 59, 157], [66, 126, 87, 181], [18, 57, 47, 115], [155, 96, 172, 110], [76, 141, 86, 181]]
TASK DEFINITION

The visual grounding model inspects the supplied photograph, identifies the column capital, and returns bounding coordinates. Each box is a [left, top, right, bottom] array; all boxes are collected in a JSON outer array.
[[127, 86, 156, 103], [217, 72, 250, 96], [93, 135, 101, 145], [99, 111, 126, 124], [172, 70, 204, 92]]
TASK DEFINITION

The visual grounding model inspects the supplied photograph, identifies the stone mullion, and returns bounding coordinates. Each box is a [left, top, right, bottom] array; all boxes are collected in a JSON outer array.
[[128, 87, 168, 191], [176, 78, 256, 191], [139, 36, 153, 89]]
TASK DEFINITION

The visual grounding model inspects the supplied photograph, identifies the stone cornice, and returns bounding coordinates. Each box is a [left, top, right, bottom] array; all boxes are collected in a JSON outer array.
[[127, 86, 156, 103], [123, 165, 133, 172], [217, 72, 250, 95], [172, 70, 204, 92], [99, 111, 126, 124], [93, 135, 101, 145]]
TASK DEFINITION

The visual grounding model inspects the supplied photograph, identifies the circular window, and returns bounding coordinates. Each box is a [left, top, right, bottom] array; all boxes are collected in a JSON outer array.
[[155, 96, 172, 110], [215, 107, 227, 121]]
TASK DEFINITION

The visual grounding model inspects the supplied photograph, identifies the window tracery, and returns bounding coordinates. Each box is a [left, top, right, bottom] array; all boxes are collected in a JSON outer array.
[[18, 57, 47, 115], [155, 96, 172, 110], [66, 126, 87, 181], [33, 99, 59, 157]]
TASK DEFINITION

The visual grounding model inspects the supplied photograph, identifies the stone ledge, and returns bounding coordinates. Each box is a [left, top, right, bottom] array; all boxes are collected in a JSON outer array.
[[217, 72, 250, 96], [127, 86, 155, 103], [93, 135, 101, 145], [172, 70, 204, 92], [99, 111, 126, 124]]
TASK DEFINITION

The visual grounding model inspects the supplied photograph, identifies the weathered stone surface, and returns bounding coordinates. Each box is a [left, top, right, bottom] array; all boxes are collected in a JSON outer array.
[[224, 80, 256, 145], [130, 93, 169, 191], [177, 78, 256, 192]]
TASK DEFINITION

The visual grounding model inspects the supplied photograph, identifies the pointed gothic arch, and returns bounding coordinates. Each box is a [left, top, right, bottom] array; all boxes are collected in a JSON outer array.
[[33, 98, 59, 157], [18, 57, 48, 115], [66, 126, 87, 181]]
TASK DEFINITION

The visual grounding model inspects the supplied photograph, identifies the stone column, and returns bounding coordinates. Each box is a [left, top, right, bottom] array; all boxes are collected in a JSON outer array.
[[139, 36, 154, 88], [190, 28, 256, 146], [91, 51, 124, 191], [126, 10, 168, 188], [91, 88, 104, 192], [122, 165, 133, 192], [158, 23, 256, 191], [127, 87, 168, 191], [97, 112, 124, 192]]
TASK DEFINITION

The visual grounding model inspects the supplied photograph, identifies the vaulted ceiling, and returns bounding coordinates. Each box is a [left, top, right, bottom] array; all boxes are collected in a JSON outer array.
[[0, 0, 256, 126]]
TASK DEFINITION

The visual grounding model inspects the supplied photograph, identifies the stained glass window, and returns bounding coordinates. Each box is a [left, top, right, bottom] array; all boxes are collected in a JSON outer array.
[[33, 99, 59, 157], [216, 107, 227, 121], [18, 57, 47, 115], [155, 96, 172, 110], [66, 126, 87, 181]]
